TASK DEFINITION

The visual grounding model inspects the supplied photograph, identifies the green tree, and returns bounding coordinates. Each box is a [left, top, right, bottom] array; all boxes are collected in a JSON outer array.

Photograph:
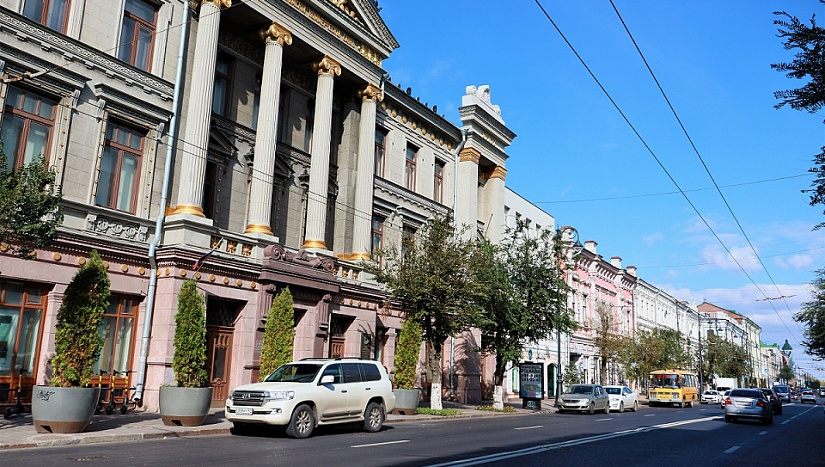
[[772, 4, 825, 229], [562, 362, 582, 388], [702, 333, 748, 384], [50, 250, 110, 387], [367, 215, 479, 410], [173, 280, 209, 388], [259, 288, 295, 380], [779, 363, 795, 383], [795, 268, 825, 359], [617, 328, 693, 391], [593, 301, 624, 384], [474, 220, 576, 409], [0, 151, 63, 258], [393, 317, 422, 390]]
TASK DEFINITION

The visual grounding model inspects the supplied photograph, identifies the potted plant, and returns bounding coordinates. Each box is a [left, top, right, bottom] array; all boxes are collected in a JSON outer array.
[[32, 250, 109, 433], [159, 279, 213, 426], [392, 317, 422, 415]]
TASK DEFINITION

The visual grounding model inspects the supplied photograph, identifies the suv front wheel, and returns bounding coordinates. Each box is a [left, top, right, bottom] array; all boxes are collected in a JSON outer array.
[[363, 402, 385, 432], [286, 404, 316, 438]]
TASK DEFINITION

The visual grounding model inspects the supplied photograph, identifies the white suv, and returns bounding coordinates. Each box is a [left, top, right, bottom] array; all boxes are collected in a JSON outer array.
[[226, 358, 395, 438]]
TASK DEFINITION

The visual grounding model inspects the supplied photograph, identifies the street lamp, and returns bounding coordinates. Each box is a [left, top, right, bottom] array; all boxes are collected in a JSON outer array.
[[555, 226, 583, 403]]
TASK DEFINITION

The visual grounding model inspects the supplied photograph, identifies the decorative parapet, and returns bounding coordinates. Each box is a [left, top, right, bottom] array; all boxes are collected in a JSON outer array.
[[263, 244, 335, 273], [85, 213, 149, 243]]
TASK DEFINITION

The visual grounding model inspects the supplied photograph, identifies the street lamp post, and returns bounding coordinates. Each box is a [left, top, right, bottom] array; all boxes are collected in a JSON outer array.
[[555, 226, 583, 403]]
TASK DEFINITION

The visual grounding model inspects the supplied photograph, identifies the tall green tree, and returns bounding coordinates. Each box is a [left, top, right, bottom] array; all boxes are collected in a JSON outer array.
[[474, 220, 576, 409], [702, 333, 748, 384], [617, 328, 693, 391], [173, 280, 209, 388], [772, 3, 825, 229], [779, 363, 795, 383], [0, 150, 63, 258], [367, 215, 479, 410], [593, 301, 623, 384], [259, 288, 295, 380], [795, 268, 825, 359]]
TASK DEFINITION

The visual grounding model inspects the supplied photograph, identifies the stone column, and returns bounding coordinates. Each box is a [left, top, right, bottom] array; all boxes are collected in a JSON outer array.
[[173, 0, 230, 216], [244, 23, 292, 236], [455, 147, 480, 241], [302, 56, 341, 250], [480, 165, 506, 243], [350, 83, 383, 260]]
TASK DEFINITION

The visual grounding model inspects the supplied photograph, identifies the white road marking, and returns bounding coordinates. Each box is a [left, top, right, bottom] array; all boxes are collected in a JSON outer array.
[[644, 414, 655, 417], [595, 418, 612, 422], [759, 431, 768, 435], [724, 446, 740, 454], [514, 425, 543, 430], [781, 420, 791, 425], [425, 416, 721, 466], [352, 440, 410, 448]]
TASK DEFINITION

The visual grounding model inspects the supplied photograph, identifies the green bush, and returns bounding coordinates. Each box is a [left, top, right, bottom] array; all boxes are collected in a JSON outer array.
[[415, 408, 462, 416], [393, 318, 421, 389], [172, 280, 209, 388], [51, 250, 110, 387], [259, 288, 295, 380]]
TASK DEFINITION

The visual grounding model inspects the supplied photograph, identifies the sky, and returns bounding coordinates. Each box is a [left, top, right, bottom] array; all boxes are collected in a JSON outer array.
[[377, 1, 825, 380]]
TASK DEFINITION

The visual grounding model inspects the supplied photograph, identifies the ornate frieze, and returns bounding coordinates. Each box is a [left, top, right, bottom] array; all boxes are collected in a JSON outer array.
[[264, 244, 335, 273], [218, 30, 264, 64], [85, 214, 149, 243]]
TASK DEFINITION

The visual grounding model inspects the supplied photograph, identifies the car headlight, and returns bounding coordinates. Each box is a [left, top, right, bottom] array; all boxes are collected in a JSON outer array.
[[263, 390, 294, 401]]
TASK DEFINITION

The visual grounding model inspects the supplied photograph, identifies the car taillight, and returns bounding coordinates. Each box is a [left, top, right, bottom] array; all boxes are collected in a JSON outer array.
[[725, 397, 732, 405], [756, 399, 765, 407]]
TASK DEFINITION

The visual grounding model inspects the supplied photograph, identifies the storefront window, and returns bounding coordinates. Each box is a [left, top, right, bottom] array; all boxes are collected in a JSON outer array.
[[94, 296, 137, 374]]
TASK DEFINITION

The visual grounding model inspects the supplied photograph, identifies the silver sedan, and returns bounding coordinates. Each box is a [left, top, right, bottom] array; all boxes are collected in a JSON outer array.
[[557, 384, 610, 415], [724, 388, 773, 424]]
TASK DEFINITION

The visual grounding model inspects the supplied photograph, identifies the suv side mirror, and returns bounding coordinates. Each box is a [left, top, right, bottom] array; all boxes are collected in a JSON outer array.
[[320, 375, 335, 385]]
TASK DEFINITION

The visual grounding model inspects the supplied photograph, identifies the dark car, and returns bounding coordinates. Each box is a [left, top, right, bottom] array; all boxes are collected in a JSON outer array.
[[759, 388, 783, 414]]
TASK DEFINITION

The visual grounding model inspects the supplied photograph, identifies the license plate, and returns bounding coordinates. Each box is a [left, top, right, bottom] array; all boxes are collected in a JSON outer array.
[[235, 407, 253, 415]]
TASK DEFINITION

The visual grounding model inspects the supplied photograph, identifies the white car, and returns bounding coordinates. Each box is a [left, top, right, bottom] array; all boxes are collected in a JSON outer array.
[[603, 385, 638, 412], [719, 390, 732, 408], [226, 358, 395, 438], [701, 390, 722, 404]]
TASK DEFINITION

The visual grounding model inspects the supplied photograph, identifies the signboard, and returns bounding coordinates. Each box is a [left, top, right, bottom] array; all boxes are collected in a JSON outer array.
[[519, 362, 544, 400]]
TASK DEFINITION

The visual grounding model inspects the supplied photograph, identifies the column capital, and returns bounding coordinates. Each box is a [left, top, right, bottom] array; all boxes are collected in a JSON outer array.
[[459, 146, 481, 164], [312, 55, 342, 77], [189, 0, 231, 10], [358, 83, 383, 103], [260, 22, 292, 46], [483, 165, 507, 181]]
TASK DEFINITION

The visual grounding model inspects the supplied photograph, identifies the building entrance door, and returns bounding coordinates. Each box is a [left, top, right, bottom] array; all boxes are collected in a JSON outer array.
[[206, 325, 232, 408], [0, 280, 46, 409]]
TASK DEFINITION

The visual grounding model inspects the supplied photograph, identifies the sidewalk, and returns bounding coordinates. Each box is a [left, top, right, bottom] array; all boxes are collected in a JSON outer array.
[[0, 400, 541, 451]]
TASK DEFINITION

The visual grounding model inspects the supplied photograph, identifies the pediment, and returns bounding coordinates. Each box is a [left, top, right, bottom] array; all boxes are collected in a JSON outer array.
[[313, 0, 399, 53]]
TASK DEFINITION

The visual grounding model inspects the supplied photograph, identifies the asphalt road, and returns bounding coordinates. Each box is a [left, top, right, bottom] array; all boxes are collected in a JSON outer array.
[[1, 402, 823, 466]]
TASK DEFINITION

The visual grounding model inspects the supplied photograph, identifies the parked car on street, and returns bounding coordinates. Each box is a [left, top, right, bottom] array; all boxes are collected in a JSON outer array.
[[724, 388, 773, 424], [603, 385, 638, 412], [759, 388, 783, 415], [773, 384, 791, 402], [557, 384, 610, 415], [225, 358, 395, 438], [720, 390, 732, 408], [801, 390, 816, 404], [818, 388, 825, 397], [701, 390, 722, 404]]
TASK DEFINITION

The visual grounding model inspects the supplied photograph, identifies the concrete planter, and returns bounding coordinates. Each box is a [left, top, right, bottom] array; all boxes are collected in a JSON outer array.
[[159, 386, 213, 426], [31, 385, 100, 433], [392, 388, 420, 415]]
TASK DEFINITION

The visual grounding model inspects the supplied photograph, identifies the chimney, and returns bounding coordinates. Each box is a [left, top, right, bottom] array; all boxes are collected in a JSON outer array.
[[584, 240, 597, 254], [626, 266, 637, 276], [610, 256, 622, 269]]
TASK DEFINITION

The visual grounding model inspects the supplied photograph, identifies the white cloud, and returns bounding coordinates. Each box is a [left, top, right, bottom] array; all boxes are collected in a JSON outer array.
[[774, 253, 814, 270], [699, 244, 760, 272], [643, 232, 663, 246]]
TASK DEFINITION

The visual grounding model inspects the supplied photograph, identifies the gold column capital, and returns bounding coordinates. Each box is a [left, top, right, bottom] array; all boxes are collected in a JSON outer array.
[[358, 84, 383, 103], [189, 0, 231, 10], [260, 22, 292, 46], [312, 55, 342, 77], [459, 147, 481, 164]]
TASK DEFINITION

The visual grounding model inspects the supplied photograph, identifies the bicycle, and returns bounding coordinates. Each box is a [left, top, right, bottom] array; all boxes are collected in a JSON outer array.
[[113, 370, 138, 414], [4, 368, 28, 419]]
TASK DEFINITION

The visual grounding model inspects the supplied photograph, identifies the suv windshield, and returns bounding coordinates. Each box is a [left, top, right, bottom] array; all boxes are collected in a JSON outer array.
[[264, 363, 323, 383]]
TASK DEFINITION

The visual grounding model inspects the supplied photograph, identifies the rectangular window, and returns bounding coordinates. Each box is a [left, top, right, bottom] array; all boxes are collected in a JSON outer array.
[[118, 0, 157, 71], [251, 73, 261, 130], [0, 280, 46, 389], [371, 215, 384, 255], [304, 99, 314, 153], [374, 129, 387, 177], [22, 0, 70, 32], [202, 160, 217, 219], [95, 122, 143, 213], [212, 53, 232, 117], [277, 87, 291, 144], [402, 224, 416, 257], [433, 159, 444, 203], [1, 85, 57, 169], [94, 296, 137, 375], [405, 145, 417, 190]]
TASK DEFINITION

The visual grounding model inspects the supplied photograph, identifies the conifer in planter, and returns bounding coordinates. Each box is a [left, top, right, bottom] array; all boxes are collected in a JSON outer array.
[[159, 279, 213, 426], [392, 317, 422, 415], [259, 288, 295, 380], [32, 250, 109, 433]]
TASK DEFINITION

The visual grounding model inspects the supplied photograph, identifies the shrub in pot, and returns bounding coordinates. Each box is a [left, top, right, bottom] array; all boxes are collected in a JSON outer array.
[[259, 288, 294, 380], [159, 279, 213, 426], [32, 250, 109, 433], [392, 317, 421, 415]]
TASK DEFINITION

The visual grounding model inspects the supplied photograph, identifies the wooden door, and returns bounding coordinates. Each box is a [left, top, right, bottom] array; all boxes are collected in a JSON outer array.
[[329, 338, 345, 359], [206, 325, 233, 408]]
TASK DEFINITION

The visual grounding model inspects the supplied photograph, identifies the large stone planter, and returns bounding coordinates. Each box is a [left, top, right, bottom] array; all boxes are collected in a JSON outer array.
[[159, 386, 213, 426], [31, 385, 100, 433], [392, 388, 420, 415]]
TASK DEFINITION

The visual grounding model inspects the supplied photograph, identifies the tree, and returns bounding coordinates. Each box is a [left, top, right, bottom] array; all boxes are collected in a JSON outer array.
[[562, 362, 582, 387], [393, 316, 422, 390], [702, 333, 748, 384], [617, 327, 692, 391], [367, 215, 479, 410], [259, 288, 295, 380], [779, 364, 795, 383], [173, 280, 209, 388], [50, 250, 110, 387], [795, 268, 825, 359], [592, 301, 624, 385], [0, 151, 63, 258], [772, 4, 825, 229], [474, 219, 576, 409]]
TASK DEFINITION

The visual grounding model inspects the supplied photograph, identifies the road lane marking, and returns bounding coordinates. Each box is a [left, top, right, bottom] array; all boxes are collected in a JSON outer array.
[[514, 426, 543, 430], [352, 440, 410, 448], [759, 431, 768, 435], [644, 414, 655, 417], [724, 446, 740, 454], [781, 420, 790, 425], [425, 416, 721, 466], [595, 418, 612, 421]]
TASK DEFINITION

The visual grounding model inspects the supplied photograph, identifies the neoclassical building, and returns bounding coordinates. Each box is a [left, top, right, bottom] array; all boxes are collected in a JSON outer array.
[[0, 0, 515, 410]]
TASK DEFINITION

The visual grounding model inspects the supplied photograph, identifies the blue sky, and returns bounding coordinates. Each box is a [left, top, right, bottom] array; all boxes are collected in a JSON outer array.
[[378, 1, 825, 379]]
